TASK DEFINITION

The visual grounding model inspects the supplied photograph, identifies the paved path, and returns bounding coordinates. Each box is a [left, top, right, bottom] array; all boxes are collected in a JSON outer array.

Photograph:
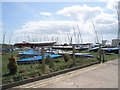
[[14, 59, 118, 88]]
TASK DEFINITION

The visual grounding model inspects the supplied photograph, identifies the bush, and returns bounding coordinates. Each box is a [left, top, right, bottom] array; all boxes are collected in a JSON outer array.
[[45, 55, 57, 70], [19, 68, 27, 73], [63, 54, 70, 62], [46, 55, 51, 64], [47, 60, 57, 70], [13, 74, 23, 81], [7, 55, 18, 75]]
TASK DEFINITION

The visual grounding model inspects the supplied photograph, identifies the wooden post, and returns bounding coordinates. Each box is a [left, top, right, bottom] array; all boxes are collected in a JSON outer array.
[[99, 44, 102, 63], [102, 50, 105, 63], [72, 45, 75, 65], [41, 47, 45, 72]]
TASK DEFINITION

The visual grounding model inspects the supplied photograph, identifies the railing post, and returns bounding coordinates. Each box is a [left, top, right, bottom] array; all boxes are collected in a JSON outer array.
[[102, 49, 105, 63], [72, 45, 75, 65], [41, 47, 45, 72], [99, 44, 102, 63]]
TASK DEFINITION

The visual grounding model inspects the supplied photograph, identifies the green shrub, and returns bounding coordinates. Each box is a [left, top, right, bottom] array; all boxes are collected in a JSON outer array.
[[13, 74, 23, 81], [7, 55, 18, 75], [63, 54, 70, 62], [49, 61, 57, 70], [46, 55, 51, 64], [19, 68, 27, 73], [45, 55, 57, 70], [2, 76, 13, 84]]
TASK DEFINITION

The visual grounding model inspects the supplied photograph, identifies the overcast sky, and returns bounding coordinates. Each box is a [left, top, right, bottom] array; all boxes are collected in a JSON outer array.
[[1, 0, 119, 44]]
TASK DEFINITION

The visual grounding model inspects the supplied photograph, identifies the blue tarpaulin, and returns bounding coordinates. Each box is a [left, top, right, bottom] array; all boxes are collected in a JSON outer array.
[[27, 49, 35, 51], [102, 47, 120, 51], [18, 52, 49, 55], [18, 49, 34, 53], [17, 54, 62, 62], [74, 53, 95, 57], [18, 50, 49, 55], [69, 53, 95, 57]]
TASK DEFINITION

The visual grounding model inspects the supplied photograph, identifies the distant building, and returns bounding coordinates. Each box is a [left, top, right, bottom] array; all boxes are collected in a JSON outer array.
[[112, 39, 120, 46]]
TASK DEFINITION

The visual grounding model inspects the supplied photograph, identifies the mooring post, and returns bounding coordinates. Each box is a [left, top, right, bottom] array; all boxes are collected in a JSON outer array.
[[72, 45, 75, 65], [102, 49, 105, 63], [41, 47, 45, 72], [99, 44, 102, 63]]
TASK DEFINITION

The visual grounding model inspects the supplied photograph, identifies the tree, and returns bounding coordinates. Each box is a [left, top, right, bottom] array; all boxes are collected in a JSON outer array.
[[7, 56, 18, 75]]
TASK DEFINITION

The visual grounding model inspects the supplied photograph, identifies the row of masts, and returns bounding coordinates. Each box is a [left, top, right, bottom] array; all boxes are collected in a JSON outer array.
[[2, 19, 103, 45], [15, 19, 99, 45], [2, 20, 100, 45]]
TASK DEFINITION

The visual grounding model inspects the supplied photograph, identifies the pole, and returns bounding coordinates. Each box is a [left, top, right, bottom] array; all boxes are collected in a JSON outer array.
[[72, 45, 75, 65], [41, 47, 45, 72], [118, 1, 120, 55], [99, 44, 102, 63], [118, 1, 120, 40], [102, 50, 105, 63]]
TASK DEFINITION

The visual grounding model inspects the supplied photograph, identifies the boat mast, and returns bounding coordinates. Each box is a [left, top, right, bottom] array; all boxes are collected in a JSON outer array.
[[69, 32, 73, 45], [91, 19, 99, 44], [76, 24, 83, 44], [67, 33, 70, 44], [73, 26, 77, 44]]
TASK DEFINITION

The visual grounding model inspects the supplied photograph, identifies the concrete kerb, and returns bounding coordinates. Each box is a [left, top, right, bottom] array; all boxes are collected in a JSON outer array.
[[2, 61, 100, 89]]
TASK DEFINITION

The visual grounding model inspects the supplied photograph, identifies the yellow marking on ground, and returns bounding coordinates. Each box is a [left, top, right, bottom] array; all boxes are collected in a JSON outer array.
[[16, 63, 107, 88]]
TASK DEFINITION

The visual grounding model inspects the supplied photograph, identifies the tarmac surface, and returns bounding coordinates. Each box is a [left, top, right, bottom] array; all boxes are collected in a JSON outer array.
[[14, 59, 118, 88]]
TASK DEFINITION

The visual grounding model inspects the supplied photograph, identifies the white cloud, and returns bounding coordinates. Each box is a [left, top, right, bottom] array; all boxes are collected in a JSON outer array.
[[12, 4, 118, 44], [56, 4, 118, 36], [106, 0, 118, 11], [13, 21, 97, 43], [40, 12, 52, 16], [13, 17, 117, 44], [57, 5, 103, 22]]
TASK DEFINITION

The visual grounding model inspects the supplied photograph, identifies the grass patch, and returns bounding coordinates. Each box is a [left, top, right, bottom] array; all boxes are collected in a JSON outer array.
[[2, 50, 118, 85]]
